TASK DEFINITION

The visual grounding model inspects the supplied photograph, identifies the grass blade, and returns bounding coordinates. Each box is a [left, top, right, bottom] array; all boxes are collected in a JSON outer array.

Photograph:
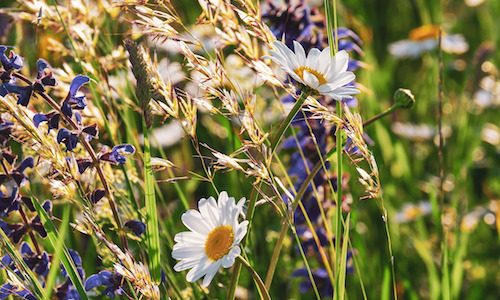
[[43, 205, 70, 300], [32, 199, 89, 300], [144, 121, 162, 283], [0, 230, 46, 299], [337, 213, 350, 300]]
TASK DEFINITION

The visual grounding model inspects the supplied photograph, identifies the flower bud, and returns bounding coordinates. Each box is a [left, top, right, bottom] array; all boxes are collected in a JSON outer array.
[[394, 88, 415, 109]]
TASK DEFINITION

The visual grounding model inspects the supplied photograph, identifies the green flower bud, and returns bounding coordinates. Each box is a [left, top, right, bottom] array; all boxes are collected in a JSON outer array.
[[394, 88, 415, 109]]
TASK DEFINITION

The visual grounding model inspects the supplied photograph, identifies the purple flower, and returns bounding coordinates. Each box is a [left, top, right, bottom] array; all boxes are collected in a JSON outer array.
[[0, 283, 36, 300], [99, 144, 135, 165], [85, 270, 124, 298], [33, 59, 57, 92], [20, 242, 50, 276], [0, 117, 13, 146], [3, 200, 52, 243], [57, 128, 79, 151], [90, 189, 105, 204], [76, 158, 92, 174], [0, 81, 34, 106], [124, 220, 146, 237], [0, 46, 23, 73], [33, 111, 61, 133], [61, 75, 90, 118], [292, 268, 333, 297]]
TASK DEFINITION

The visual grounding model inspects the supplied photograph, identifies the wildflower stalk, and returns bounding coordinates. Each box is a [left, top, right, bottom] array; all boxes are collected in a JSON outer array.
[[11, 72, 128, 250], [124, 39, 162, 284]]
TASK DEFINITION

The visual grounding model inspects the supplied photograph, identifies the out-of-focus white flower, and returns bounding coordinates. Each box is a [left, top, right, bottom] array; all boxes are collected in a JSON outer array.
[[395, 201, 432, 223], [148, 120, 185, 147], [465, 0, 486, 7], [388, 25, 469, 58], [267, 40, 359, 100], [157, 58, 185, 85], [473, 75, 500, 109], [481, 123, 500, 146], [172, 191, 248, 287]]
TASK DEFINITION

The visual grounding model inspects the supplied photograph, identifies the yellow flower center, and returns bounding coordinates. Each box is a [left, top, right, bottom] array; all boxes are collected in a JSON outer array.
[[294, 66, 327, 85], [204, 225, 234, 261], [409, 25, 440, 41]]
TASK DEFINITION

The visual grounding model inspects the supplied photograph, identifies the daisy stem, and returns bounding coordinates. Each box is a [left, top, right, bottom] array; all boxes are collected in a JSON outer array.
[[237, 256, 271, 300], [270, 89, 311, 152], [325, 0, 346, 297]]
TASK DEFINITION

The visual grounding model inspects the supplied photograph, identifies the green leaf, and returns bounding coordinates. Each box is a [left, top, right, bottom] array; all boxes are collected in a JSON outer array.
[[32, 199, 89, 300]]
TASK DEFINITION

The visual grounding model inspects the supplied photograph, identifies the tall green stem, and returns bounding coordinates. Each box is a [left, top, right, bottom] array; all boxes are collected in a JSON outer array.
[[227, 89, 311, 299]]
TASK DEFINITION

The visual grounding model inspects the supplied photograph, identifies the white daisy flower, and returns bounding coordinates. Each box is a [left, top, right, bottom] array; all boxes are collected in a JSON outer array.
[[267, 40, 359, 100], [388, 25, 469, 58], [172, 191, 248, 287]]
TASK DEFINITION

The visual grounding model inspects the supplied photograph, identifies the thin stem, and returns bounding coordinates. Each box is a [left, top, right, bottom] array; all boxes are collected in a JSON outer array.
[[237, 256, 271, 300], [380, 203, 398, 300], [227, 184, 260, 300], [19, 206, 42, 255], [264, 220, 287, 288], [12, 72, 128, 250], [270, 89, 310, 152], [363, 105, 398, 127], [334, 100, 344, 300]]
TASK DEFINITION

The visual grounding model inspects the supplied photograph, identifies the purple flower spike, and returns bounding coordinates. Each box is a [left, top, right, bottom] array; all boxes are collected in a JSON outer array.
[[124, 220, 146, 237]]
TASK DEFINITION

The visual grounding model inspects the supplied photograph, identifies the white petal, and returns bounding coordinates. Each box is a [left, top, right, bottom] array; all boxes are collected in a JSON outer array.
[[174, 231, 206, 244], [172, 246, 204, 259], [330, 72, 355, 89], [234, 220, 249, 243], [222, 247, 240, 268], [186, 257, 212, 282], [182, 210, 211, 234], [303, 70, 320, 89], [306, 48, 321, 70], [293, 41, 306, 65], [333, 50, 349, 73], [317, 47, 332, 74], [198, 197, 220, 227], [201, 261, 222, 287], [174, 257, 201, 271], [275, 41, 299, 70]]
